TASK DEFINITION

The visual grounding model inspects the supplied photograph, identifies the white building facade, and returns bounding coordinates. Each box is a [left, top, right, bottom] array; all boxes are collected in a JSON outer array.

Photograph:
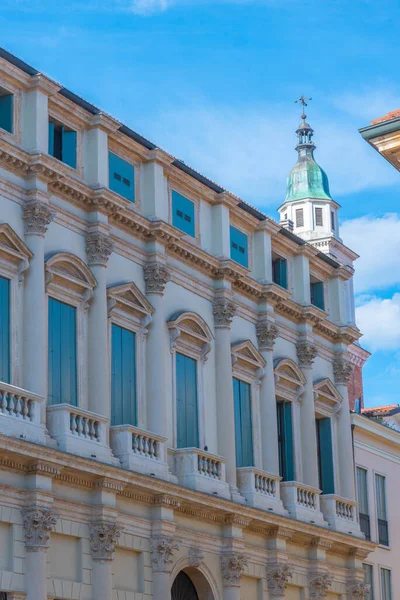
[[0, 50, 375, 600]]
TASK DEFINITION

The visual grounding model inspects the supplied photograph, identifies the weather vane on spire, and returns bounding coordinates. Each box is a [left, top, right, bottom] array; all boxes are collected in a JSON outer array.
[[295, 95, 312, 120]]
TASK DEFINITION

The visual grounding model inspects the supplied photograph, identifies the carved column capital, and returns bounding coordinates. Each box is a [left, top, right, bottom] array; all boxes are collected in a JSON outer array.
[[213, 297, 237, 329], [266, 564, 293, 597], [150, 536, 179, 572], [256, 322, 279, 351], [346, 581, 370, 600], [89, 522, 121, 561], [85, 232, 114, 266], [296, 341, 318, 368], [333, 353, 353, 384], [143, 263, 170, 294], [21, 507, 58, 552], [309, 573, 332, 599], [221, 553, 248, 586], [23, 201, 54, 236]]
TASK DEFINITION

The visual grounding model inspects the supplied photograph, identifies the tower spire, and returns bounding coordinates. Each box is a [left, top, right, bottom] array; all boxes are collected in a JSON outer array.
[[294, 95, 315, 154]]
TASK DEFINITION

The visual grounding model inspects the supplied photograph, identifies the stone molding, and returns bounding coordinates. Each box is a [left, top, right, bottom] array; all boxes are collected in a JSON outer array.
[[333, 354, 354, 385], [221, 553, 248, 587], [150, 536, 179, 572], [188, 547, 205, 568], [309, 573, 333, 599], [296, 342, 318, 368], [85, 232, 114, 267], [21, 507, 57, 552], [23, 201, 54, 236], [346, 581, 370, 600], [256, 322, 279, 351], [89, 522, 121, 561], [266, 564, 293, 597], [213, 297, 237, 329], [143, 263, 170, 294]]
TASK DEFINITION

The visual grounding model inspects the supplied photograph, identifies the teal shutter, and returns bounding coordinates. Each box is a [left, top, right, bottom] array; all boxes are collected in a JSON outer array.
[[230, 226, 249, 267], [48, 298, 77, 406], [0, 94, 13, 133], [277, 401, 294, 481], [233, 378, 253, 467], [176, 353, 199, 448], [0, 276, 10, 383], [111, 324, 137, 426], [108, 152, 135, 202], [311, 281, 325, 310], [273, 258, 287, 289], [48, 121, 55, 156], [62, 127, 77, 169], [317, 417, 335, 494], [172, 191, 195, 237]]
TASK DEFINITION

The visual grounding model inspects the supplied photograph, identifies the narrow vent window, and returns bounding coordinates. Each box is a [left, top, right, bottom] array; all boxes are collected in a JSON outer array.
[[295, 208, 304, 227], [315, 207, 323, 227], [331, 211, 335, 231]]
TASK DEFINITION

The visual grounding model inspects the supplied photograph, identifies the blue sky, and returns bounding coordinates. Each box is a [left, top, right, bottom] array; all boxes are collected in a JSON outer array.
[[2, 0, 400, 407]]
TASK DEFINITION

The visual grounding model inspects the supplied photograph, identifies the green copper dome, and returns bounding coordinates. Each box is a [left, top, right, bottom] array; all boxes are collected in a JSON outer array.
[[285, 118, 332, 203]]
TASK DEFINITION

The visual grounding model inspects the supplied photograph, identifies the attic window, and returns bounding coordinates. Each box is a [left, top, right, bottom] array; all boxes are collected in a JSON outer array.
[[315, 207, 323, 227], [295, 208, 304, 228]]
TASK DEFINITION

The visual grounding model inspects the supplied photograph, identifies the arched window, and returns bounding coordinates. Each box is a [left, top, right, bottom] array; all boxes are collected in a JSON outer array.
[[171, 571, 199, 600]]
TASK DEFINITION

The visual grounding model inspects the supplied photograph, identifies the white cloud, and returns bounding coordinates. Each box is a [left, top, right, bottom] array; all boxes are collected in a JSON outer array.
[[333, 86, 400, 123], [356, 294, 400, 351], [130, 0, 169, 14], [341, 214, 400, 295]]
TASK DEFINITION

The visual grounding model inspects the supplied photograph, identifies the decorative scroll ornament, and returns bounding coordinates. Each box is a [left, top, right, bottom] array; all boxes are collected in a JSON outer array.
[[333, 354, 353, 384], [189, 547, 205, 568], [21, 507, 58, 552], [296, 341, 318, 368], [150, 536, 179, 572], [346, 581, 370, 600], [221, 553, 248, 586], [23, 202, 54, 236], [212, 298, 237, 328], [89, 522, 121, 561], [266, 564, 293, 597], [143, 263, 170, 294], [85, 232, 114, 266], [309, 574, 333, 599], [256, 322, 279, 350]]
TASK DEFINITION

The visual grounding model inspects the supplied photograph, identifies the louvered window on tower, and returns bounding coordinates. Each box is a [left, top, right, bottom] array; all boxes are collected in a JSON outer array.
[[331, 211, 335, 231], [315, 207, 323, 227], [295, 208, 304, 227]]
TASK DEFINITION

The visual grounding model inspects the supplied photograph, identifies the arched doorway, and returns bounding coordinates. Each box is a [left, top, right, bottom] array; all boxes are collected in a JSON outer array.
[[171, 571, 199, 600]]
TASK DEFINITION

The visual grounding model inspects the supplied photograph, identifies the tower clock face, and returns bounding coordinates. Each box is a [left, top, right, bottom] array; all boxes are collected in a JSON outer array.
[[171, 571, 199, 600]]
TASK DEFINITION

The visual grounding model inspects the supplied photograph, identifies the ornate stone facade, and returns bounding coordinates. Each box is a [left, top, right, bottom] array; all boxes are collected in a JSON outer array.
[[346, 581, 370, 600], [85, 232, 114, 266], [212, 297, 237, 328], [143, 263, 170, 294], [296, 341, 318, 368], [23, 201, 54, 236], [21, 507, 57, 551], [89, 522, 121, 561], [333, 353, 354, 384], [150, 536, 179, 572], [256, 321, 279, 350], [221, 553, 248, 586], [266, 564, 293, 597], [309, 573, 333, 599]]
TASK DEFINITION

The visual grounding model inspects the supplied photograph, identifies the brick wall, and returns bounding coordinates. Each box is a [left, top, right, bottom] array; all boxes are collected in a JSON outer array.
[[348, 364, 364, 411]]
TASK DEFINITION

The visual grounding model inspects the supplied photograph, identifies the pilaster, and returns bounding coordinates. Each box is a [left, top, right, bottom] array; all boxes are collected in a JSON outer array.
[[89, 520, 121, 600], [150, 535, 180, 600], [221, 552, 248, 600], [334, 352, 356, 500]]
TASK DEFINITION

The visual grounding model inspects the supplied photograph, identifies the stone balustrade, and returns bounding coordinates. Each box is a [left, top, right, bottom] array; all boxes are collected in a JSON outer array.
[[172, 447, 230, 498], [280, 481, 326, 525], [47, 404, 113, 463], [320, 494, 361, 536], [237, 467, 285, 514], [110, 425, 169, 480], [0, 382, 45, 443]]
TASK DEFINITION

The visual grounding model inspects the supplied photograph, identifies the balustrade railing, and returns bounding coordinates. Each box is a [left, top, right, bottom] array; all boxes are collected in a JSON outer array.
[[320, 494, 361, 535], [172, 448, 229, 498], [197, 452, 223, 480], [70, 411, 101, 442], [297, 485, 318, 510], [280, 481, 325, 525], [237, 467, 284, 514], [110, 425, 169, 480], [0, 382, 45, 443]]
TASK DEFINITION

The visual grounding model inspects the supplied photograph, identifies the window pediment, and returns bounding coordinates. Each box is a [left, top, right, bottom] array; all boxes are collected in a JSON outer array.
[[314, 378, 343, 412], [0, 223, 32, 277], [45, 252, 96, 304], [231, 340, 265, 374], [274, 358, 306, 401], [107, 282, 154, 326], [168, 311, 213, 360]]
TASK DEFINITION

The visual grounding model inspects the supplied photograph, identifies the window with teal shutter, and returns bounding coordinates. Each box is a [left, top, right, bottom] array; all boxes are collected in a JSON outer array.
[[111, 325, 137, 426], [172, 191, 195, 237], [277, 401, 294, 481], [176, 353, 199, 448], [230, 226, 248, 268], [48, 120, 77, 169], [233, 378, 253, 467], [0, 92, 13, 133], [316, 417, 335, 494], [272, 257, 288, 289], [0, 276, 10, 383], [48, 298, 77, 406], [108, 152, 135, 202], [311, 281, 325, 310]]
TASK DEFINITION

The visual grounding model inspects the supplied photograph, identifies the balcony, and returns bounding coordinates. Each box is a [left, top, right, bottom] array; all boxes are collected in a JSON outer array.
[[319, 495, 361, 536], [237, 467, 285, 514], [110, 425, 169, 480], [171, 448, 230, 499], [0, 382, 46, 444], [280, 481, 326, 526], [47, 404, 113, 463]]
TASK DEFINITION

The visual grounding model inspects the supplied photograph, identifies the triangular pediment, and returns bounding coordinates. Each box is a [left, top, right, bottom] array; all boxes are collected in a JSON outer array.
[[231, 340, 265, 369], [0, 223, 32, 266], [314, 378, 343, 405], [107, 282, 154, 317]]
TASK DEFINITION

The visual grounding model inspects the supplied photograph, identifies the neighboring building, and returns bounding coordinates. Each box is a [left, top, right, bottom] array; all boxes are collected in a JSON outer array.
[[0, 49, 375, 600]]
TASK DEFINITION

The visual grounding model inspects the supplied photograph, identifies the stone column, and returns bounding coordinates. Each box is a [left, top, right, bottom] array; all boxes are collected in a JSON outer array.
[[334, 353, 356, 500], [256, 322, 279, 475], [296, 341, 320, 489], [221, 552, 248, 600], [346, 581, 370, 600], [89, 521, 120, 600], [308, 573, 333, 599], [23, 200, 54, 401], [266, 564, 293, 598], [213, 296, 237, 492], [22, 507, 58, 600], [85, 231, 114, 420], [144, 262, 170, 438], [150, 536, 179, 600]]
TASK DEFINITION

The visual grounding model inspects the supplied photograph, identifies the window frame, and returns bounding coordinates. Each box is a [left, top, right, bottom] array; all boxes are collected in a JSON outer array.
[[108, 151, 136, 203], [171, 189, 196, 238], [363, 563, 374, 600], [48, 113, 80, 172], [229, 225, 249, 268], [295, 207, 304, 228], [0, 81, 21, 142], [380, 567, 392, 600], [314, 204, 325, 228], [356, 465, 371, 540], [374, 471, 389, 546], [169, 184, 200, 242]]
